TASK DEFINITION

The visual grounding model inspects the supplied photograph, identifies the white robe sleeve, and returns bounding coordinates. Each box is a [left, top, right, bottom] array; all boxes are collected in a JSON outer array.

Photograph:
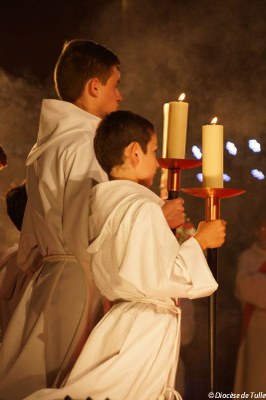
[[118, 201, 218, 299]]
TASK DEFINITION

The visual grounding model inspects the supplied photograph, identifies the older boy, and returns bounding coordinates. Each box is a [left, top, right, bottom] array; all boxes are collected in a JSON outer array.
[[0, 40, 122, 400], [0, 41, 184, 400], [26, 111, 226, 400]]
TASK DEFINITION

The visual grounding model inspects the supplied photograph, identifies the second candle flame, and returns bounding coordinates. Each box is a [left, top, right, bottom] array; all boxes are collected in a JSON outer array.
[[178, 93, 186, 102], [211, 117, 218, 125]]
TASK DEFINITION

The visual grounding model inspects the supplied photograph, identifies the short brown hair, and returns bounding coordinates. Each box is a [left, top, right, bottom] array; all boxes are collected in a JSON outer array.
[[54, 40, 120, 102], [94, 110, 154, 176]]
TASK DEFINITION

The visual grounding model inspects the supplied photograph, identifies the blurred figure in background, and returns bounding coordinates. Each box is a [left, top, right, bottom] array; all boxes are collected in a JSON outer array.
[[234, 214, 266, 393], [0, 145, 7, 170], [0, 182, 29, 341]]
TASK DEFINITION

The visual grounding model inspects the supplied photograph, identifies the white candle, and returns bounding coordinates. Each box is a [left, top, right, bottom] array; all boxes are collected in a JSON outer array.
[[166, 93, 188, 159], [202, 117, 224, 188]]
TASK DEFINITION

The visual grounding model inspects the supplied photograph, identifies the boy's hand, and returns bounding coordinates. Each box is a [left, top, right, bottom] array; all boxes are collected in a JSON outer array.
[[194, 220, 227, 250], [162, 198, 185, 229]]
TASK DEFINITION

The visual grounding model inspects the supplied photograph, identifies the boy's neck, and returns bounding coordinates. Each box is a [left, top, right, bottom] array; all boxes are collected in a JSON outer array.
[[110, 164, 139, 183]]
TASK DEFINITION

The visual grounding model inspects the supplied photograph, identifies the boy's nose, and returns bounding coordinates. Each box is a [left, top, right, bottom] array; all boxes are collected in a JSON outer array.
[[117, 90, 123, 103]]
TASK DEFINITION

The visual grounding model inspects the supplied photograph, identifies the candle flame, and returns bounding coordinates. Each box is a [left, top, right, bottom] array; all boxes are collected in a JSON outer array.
[[178, 93, 185, 102], [211, 117, 218, 125]]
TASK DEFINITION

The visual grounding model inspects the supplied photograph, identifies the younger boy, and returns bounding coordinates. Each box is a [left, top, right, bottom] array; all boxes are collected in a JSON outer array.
[[25, 110, 226, 400]]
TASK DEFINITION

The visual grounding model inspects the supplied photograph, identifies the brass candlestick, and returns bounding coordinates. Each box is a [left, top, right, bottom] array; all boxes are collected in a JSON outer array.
[[158, 158, 202, 199], [181, 187, 246, 393]]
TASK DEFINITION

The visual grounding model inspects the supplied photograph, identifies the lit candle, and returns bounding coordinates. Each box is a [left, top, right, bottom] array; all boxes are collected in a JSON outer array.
[[165, 93, 188, 159], [202, 117, 224, 188]]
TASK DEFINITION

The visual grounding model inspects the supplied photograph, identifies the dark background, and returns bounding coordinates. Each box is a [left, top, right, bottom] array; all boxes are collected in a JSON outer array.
[[0, 1, 265, 398]]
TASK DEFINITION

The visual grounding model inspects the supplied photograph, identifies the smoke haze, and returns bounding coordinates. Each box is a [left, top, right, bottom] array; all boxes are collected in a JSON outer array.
[[0, 70, 44, 246], [0, 1, 265, 396]]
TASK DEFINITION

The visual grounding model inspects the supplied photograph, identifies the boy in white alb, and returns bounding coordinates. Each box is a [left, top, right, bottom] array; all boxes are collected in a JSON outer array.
[[25, 110, 226, 400]]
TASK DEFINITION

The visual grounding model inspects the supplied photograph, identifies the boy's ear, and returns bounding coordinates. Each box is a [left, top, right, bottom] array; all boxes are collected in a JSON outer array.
[[124, 142, 141, 166], [86, 77, 100, 97]]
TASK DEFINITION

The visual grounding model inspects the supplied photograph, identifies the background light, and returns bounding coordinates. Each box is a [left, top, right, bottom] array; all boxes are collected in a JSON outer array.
[[223, 173, 231, 182], [251, 169, 265, 180], [196, 173, 203, 182], [192, 145, 202, 160], [248, 139, 261, 153], [226, 141, 237, 156]]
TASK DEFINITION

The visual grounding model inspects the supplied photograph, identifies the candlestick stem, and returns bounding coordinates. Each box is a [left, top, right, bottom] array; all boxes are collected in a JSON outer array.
[[167, 168, 181, 198], [181, 187, 245, 394], [206, 196, 220, 222], [207, 247, 218, 393], [205, 194, 220, 393]]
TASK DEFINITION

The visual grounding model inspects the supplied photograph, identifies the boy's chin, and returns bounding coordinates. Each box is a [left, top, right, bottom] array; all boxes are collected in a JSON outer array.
[[139, 178, 153, 188]]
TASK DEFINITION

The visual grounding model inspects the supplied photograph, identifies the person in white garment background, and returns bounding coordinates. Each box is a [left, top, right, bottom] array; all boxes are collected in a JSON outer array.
[[0, 145, 7, 171], [24, 110, 226, 400], [234, 214, 266, 393], [0, 40, 185, 400], [0, 182, 29, 341]]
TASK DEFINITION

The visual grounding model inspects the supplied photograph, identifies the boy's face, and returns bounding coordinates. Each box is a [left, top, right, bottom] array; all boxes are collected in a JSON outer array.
[[97, 66, 123, 117], [138, 133, 159, 187]]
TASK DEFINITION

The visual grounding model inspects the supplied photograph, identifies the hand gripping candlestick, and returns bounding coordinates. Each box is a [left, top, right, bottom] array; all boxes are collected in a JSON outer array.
[[182, 118, 245, 393]]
